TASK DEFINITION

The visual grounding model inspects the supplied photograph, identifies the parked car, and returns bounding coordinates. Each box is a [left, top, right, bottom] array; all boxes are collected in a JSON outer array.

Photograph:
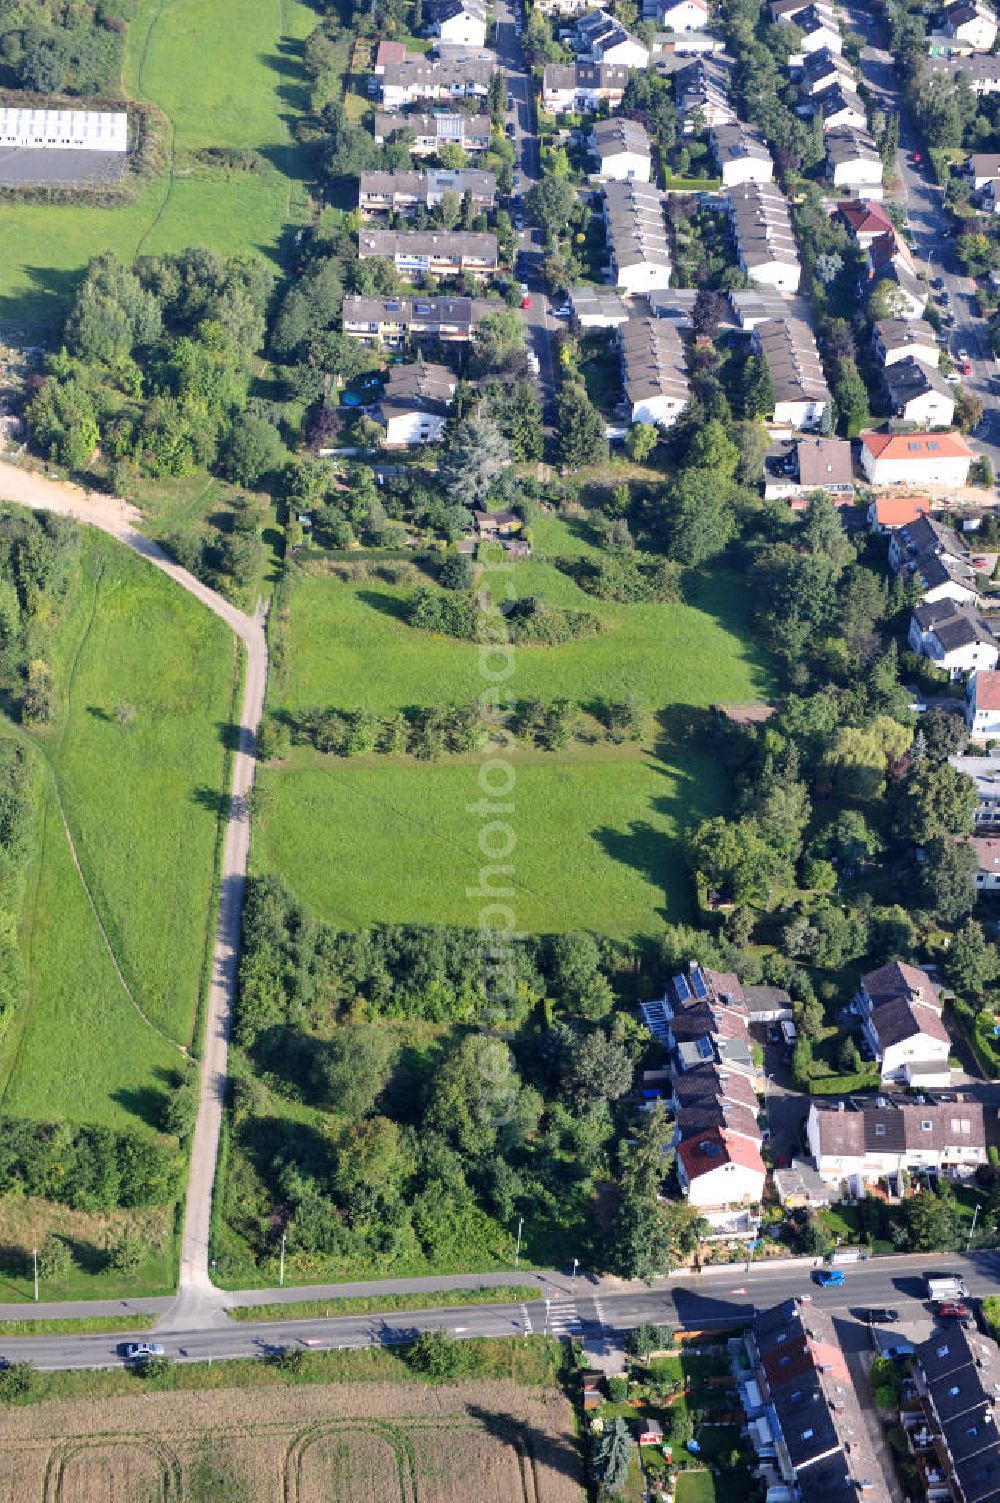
[[932, 276, 944, 290], [814, 1269, 845, 1287], [123, 1342, 165, 1364], [507, 91, 515, 109], [862, 1308, 899, 1324], [945, 371, 962, 384], [513, 213, 524, 231], [937, 1303, 971, 1319], [911, 150, 922, 163], [505, 122, 516, 138]]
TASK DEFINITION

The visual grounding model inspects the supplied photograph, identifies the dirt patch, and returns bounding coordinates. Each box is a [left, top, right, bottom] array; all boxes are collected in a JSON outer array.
[[0, 1378, 584, 1502]]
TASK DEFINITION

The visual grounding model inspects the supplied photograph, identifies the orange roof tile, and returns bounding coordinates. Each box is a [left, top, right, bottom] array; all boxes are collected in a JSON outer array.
[[973, 669, 1000, 711], [862, 431, 974, 461], [872, 495, 930, 526]]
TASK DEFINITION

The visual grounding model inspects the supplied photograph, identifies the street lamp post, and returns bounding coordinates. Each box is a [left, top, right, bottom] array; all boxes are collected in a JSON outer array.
[[967, 1202, 982, 1254], [278, 1229, 286, 1288], [572, 1257, 578, 1292], [514, 1217, 523, 1269], [32, 1246, 38, 1304]]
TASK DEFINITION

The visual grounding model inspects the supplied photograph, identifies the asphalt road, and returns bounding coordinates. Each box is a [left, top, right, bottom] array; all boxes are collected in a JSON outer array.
[[4, 1249, 1000, 1372], [844, 2, 1000, 474], [494, 0, 560, 417]]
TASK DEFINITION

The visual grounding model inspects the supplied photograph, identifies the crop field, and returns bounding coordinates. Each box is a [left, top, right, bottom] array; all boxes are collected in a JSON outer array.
[[0, 1379, 584, 1502], [0, 0, 317, 324], [255, 559, 770, 937], [0, 529, 235, 1125]]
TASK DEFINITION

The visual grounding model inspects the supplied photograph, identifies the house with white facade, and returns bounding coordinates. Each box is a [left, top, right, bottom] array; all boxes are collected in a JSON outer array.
[[432, 0, 488, 47], [860, 430, 975, 487], [602, 179, 672, 292], [710, 123, 773, 185], [577, 8, 651, 65], [856, 961, 951, 1085], [376, 361, 457, 446], [888, 512, 977, 606], [873, 317, 940, 370], [342, 293, 500, 347], [908, 598, 998, 678], [967, 151, 1000, 190], [942, 0, 998, 50], [590, 116, 652, 180], [618, 317, 689, 426], [798, 46, 855, 95], [763, 436, 854, 500], [826, 127, 884, 191], [753, 316, 831, 429], [839, 197, 894, 246], [727, 180, 800, 291], [658, 0, 710, 28], [816, 82, 867, 132], [358, 228, 498, 279], [567, 284, 631, 327], [541, 61, 629, 112], [807, 1097, 986, 1195], [884, 356, 956, 428], [966, 668, 1000, 741], [358, 169, 496, 217], [795, 3, 842, 52], [676, 55, 736, 131], [373, 112, 491, 154], [927, 50, 1000, 92], [380, 55, 494, 111], [676, 1127, 766, 1208], [971, 834, 1000, 890]]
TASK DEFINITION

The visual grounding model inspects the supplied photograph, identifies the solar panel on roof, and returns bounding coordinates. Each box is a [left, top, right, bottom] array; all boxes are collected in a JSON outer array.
[[673, 973, 691, 1003], [690, 966, 709, 1000]]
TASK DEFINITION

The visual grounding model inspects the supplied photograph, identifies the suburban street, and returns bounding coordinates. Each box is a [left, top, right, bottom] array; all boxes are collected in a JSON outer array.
[[843, 0, 1000, 473], [494, 0, 560, 416], [3, 1249, 1000, 1371]]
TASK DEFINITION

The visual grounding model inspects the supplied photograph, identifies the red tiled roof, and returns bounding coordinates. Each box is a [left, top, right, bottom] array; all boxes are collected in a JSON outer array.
[[839, 199, 893, 237], [376, 40, 407, 65], [678, 1127, 765, 1180], [862, 431, 974, 461], [973, 670, 1000, 711], [971, 835, 1000, 871], [872, 495, 930, 527]]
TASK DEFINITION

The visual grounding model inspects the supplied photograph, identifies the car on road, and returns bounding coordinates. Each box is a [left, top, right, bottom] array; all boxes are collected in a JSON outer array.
[[508, 91, 515, 108], [937, 1302, 971, 1319], [932, 276, 944, 290], [123, 1342, 165, 1364], [814, 1268, 845, 1287], [945, 371, 962, 384], [939, 289, 950, 305], [552, 303, 571, 318], [505, 122, 516, 138], [911, 150, 922, 163], [961, 358, 973, 375], [862, 1308, 899, 1324], [513, 213, 524, 231]]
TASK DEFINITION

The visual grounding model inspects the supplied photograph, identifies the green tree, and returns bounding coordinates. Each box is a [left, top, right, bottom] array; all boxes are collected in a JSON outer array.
[[897, 761, 978, 845], [664, 467, 737, 565], [625, 422, 658, 462], [439, 554, 475, 591], [742, 353, 774, 419], [407, 1328, 466, 1380], [685, 418, 739, 478], [221, 414, 281, 486], [525, 174, 576, 242], [944, 920, 1000, 997], [37, 1236, 72, 1281], [902, 1188, 959, 1252], [832, 356, 870, 434], [823, 717, 911, 800], [920, 836, 977, 924], [109, 1230, 145, 1276], [555, 383, 608, 469], [311, 1023, 398, 1116], [0, 1361, 34, 1403], [439, 415, 514, 509], [472, 308, 525, 374], [591, 1417, 634, 1495], [559, 1029, 633, 1110]]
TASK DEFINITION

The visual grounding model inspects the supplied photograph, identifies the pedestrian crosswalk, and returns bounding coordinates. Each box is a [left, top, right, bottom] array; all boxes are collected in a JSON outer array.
[[545, 1298, 583, 1337]]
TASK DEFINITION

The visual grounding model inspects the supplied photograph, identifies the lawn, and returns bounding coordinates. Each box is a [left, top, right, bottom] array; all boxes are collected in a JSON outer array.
[[677, 1472, 717, 1503], [0, 0, 317, 324], [0, 529, 237, 1125]]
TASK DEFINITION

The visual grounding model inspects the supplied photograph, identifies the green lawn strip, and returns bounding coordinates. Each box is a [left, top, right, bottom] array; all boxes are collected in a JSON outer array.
[[676, 1472, 717, 1503], [0, 1315, 155, 1336], [226, 1285, 543, 1320], [7, 1337, 565, 1406]]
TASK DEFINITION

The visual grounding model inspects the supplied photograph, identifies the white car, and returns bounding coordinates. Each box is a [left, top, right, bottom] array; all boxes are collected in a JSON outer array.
[[124, 1342, 165, 1363], [945, 371, 962, 384]]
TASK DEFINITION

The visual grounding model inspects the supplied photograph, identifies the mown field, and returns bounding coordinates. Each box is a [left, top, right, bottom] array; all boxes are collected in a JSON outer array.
[[0, 529, 236, 1124], [254, 550, 771, 938], [0, 0, 317, 325], [0, 1374, 583, 1503]]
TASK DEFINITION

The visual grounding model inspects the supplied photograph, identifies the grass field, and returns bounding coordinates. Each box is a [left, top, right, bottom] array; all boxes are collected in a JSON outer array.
[[228, 1286, 542, 1320], [0, 1369, 582, 1502], [0, 529, 236, 1124], [255, 556, 770, 937], [0, 0, 318, 324]]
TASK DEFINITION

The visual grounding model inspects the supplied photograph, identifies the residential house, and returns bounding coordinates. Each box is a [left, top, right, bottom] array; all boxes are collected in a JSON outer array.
[[376, 361, 457, 446], [676, 55, 737, 131], [856, 961, 951, 1084], [942, 0, 998, 50], [926, 50, 1000, 92], [374, 39, 407, 74], [806, 1097, 987, 1193], [763, 435, 855, 501], [873, 317, 940, 370], [358, 168, 496, 217], [432, 0, 488, 47], [357, 229, 498, 278], [794, 3, 843, 52], [744, 984, 793, 1022], [567, 284, 631, 327], [888, 513, 977, 606], [590, 116, 652, 180], [473, 508, 521, 536], [577, 8, 651, 65], [657, 0, 710, 28], [342, 293, 499, 346], [816, 82, 867, 132], [739, 1299, 893, 1503], [647, 286, 699, 324], [868, 494, 931, 530], [710, 122, 774, 184], [645, 964, 760, 1082], [867, 229, 927, 319], [373, 112, 491, 154], [379, 55, 494, 111], [908, 1326, 1000, 1503], [798, 45, 856, 95], [966, 668, 1000, 740], [676, 1128, 767, 1208], [971, 834, 1000, 889], [826, 127, 884, 191], [838, 197, 894, 246], [753, 316, 832, 429], [949, 752, 1000, 825], [908, 598, 998, 678], [967, 151, 1000, 190], [618, 316, 690, 425], [884, 356, 956, 428], [860, 431, 975, 487], [535, 0, 592, 14], [541, 61, 629, 112], [729, 286, 801, 328], [727, 180, 800, 291], [602, 179, 672, 292]]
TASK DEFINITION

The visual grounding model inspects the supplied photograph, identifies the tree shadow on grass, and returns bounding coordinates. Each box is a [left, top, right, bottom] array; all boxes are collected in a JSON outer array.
[[356, 588, 412, 622], [110, 1082, 169, 1131], [466, 1404, 584, 1488], [191, 784, 229, 817]]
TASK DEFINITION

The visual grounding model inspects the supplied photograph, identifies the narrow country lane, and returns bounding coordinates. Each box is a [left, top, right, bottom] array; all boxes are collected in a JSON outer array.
[[0, 460, 268, 1310]]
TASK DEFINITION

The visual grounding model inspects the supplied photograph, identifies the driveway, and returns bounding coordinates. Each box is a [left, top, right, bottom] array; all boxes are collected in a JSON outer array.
[[761, 1040, 809, 1161]]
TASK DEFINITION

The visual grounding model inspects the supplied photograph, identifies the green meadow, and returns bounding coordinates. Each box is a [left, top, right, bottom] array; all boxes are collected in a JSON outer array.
[[255, 553, 772, 939], [0, 530, 236, 1124], [0, 0, 317, 324]]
